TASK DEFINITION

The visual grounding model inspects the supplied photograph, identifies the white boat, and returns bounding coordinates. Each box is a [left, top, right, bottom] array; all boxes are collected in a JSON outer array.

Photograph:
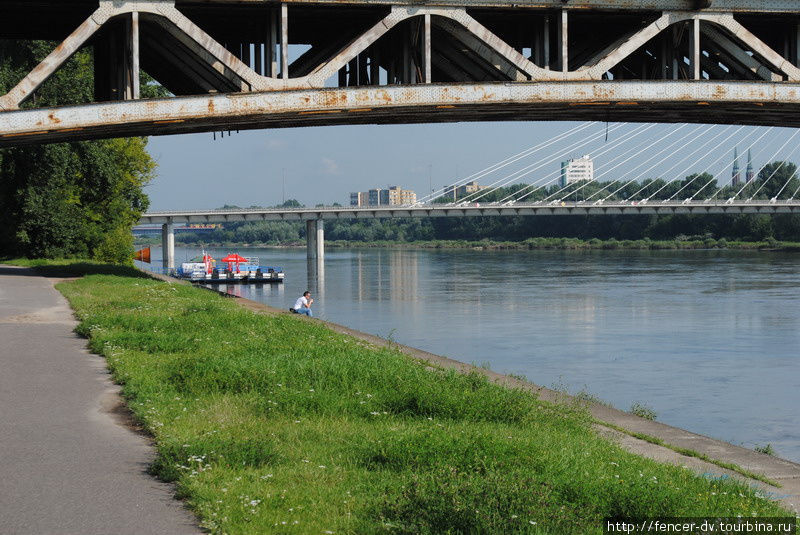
[[178, 252, 284, 283]]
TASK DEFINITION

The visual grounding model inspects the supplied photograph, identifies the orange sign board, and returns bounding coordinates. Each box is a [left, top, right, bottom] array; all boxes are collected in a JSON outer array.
[[134, 247, 151, 263]]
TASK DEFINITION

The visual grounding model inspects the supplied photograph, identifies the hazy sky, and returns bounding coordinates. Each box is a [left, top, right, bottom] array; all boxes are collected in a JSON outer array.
[[145, 121, 798, 212]]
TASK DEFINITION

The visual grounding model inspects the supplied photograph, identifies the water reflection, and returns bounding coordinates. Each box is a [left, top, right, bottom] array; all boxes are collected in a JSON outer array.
[[307, 257, 325, 298], [352, 249, 418, 302]]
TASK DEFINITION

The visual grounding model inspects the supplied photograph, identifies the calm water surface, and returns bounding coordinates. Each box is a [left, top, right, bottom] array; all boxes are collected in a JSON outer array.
[[146, 247, 800, 462]]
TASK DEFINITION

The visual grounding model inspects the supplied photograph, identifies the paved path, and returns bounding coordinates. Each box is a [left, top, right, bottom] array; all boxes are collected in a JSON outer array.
[[0, 266, 200, 535]]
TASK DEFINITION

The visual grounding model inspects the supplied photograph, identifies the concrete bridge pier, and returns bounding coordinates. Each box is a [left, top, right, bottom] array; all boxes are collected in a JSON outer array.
[[306, 219, 324, 261], [161, 221, 174, 273], [306, 219, 325, 297]]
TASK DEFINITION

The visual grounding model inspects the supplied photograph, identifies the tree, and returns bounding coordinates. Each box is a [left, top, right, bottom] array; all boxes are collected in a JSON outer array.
[[0, 41, 159, 262], [752, 161, 798, 200]]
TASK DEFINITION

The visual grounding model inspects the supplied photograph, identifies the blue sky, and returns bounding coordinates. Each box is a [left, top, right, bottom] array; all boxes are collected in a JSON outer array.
[[144, 121, 797, 211]]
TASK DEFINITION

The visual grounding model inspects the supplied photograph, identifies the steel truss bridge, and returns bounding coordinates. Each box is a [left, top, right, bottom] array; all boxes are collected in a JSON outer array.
[[3, 1, 800, 145]]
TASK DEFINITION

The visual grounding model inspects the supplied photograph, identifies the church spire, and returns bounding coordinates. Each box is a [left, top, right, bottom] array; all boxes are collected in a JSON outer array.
[[732, 147, 741, 187], [746, 148, 754, 183]]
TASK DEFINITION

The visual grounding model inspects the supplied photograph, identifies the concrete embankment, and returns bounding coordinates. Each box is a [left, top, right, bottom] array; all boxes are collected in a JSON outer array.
[[0, 265, 200, 535]]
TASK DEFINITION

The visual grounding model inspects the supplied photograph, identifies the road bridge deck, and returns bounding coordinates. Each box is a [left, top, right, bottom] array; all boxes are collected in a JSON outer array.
[[139, 200, 800, 225]]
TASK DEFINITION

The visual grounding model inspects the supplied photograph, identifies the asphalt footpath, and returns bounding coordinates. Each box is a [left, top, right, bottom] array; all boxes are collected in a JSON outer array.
[[0, 265, 199, 535]]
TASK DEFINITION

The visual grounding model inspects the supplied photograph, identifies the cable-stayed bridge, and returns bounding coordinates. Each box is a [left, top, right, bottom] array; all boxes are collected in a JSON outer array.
[[5, 0, 800, 145], [140, 119, 800, 269]]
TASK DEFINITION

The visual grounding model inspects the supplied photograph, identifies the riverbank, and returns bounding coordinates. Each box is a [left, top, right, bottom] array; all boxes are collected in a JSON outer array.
[[11, 259, 795, 534], [135, 237, 800, 252]]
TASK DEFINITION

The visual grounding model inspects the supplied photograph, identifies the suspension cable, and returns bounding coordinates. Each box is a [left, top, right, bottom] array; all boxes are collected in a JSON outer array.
[[542, 123, 664, 204], [729, 128, 800, 201], [687, 127, 773, 202], [593, 124, 707, 203], [706, 128, 780, 202], [643, 125, 746, 202], [454, 123, 629, 204], [625, 124, 736, 202], [416, 121, 597, 204], [772, 136, 800, 200], [500, 123, 654, 204], [747, 136, 800, 201]]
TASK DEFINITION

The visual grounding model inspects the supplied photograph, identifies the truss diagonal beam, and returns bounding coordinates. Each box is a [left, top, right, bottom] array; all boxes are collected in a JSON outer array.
[[306, 8, 407, 85], [579, 13, 672, 78], [714, 14, 800, 81], [434, 17, 526, 81], [0, 8, 109, 110], [437, 10, 543, 80], [700, 24, 781, 82]]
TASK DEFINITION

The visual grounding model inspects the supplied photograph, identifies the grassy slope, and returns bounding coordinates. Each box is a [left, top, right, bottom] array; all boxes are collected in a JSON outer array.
[[39, 264, 790, 534]]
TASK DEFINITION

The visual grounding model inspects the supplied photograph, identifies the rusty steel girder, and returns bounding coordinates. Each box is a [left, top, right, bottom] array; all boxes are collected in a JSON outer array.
[[3, 80, 800, 146], [4, 1, 800, 13], [2, 0, 800, 144]]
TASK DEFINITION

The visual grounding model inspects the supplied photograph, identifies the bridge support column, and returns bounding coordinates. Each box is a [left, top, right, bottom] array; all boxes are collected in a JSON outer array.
[[306, 219, 324, 260], [280, 3, 289, 79], [795, 23, 800, 67], [542, 15, 550, 70], [161, 222, 175, 273], [130, 12, 140, 100], [559, 10, 568, 73], [691, 17, 700, 80], [267, 8, 278, 77], [672, 26, 680, 80], [423, 14, 431, 83]]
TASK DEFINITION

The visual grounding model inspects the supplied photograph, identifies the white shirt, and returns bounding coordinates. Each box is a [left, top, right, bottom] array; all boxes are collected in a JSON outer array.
[[294, 296, 309, 309]]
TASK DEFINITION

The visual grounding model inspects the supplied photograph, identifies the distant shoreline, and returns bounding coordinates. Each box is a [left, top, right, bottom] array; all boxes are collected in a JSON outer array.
[[134, 237, 800, 252]]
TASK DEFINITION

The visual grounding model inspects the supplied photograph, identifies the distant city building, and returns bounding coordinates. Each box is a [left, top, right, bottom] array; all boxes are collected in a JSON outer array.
[[397, 187, 417, 205], [383, 186, 416, 205], [350, 186, 417, 206], [444, 180, 490, 200], [368, 188, 382, 206], [746, 148, 755, 183], [732, 147, 741, 187], [350, 191, 368, 206], [560, 155, 594, 188]]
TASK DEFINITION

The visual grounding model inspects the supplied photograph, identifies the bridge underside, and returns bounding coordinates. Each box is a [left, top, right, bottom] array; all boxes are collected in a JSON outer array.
[[3, 0, 800, 143], [139, 200, 800, 226], [4, 81, 800, 146]]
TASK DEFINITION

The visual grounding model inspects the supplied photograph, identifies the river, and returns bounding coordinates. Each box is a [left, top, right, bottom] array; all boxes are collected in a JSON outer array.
[[140, 246, 800, 463]]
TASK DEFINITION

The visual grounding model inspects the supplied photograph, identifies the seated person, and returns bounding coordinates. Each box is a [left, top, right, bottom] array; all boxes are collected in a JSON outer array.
[[290, 291, 313, 317]]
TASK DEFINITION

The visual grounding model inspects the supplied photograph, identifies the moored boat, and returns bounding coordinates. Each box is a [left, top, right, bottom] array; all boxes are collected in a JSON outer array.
[[178, 252, 284, 283]]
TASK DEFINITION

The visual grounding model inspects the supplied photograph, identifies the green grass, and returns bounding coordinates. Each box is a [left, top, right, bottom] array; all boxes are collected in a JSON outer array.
[[24, 261, 792, 534], [629, 402, 658, 421]]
